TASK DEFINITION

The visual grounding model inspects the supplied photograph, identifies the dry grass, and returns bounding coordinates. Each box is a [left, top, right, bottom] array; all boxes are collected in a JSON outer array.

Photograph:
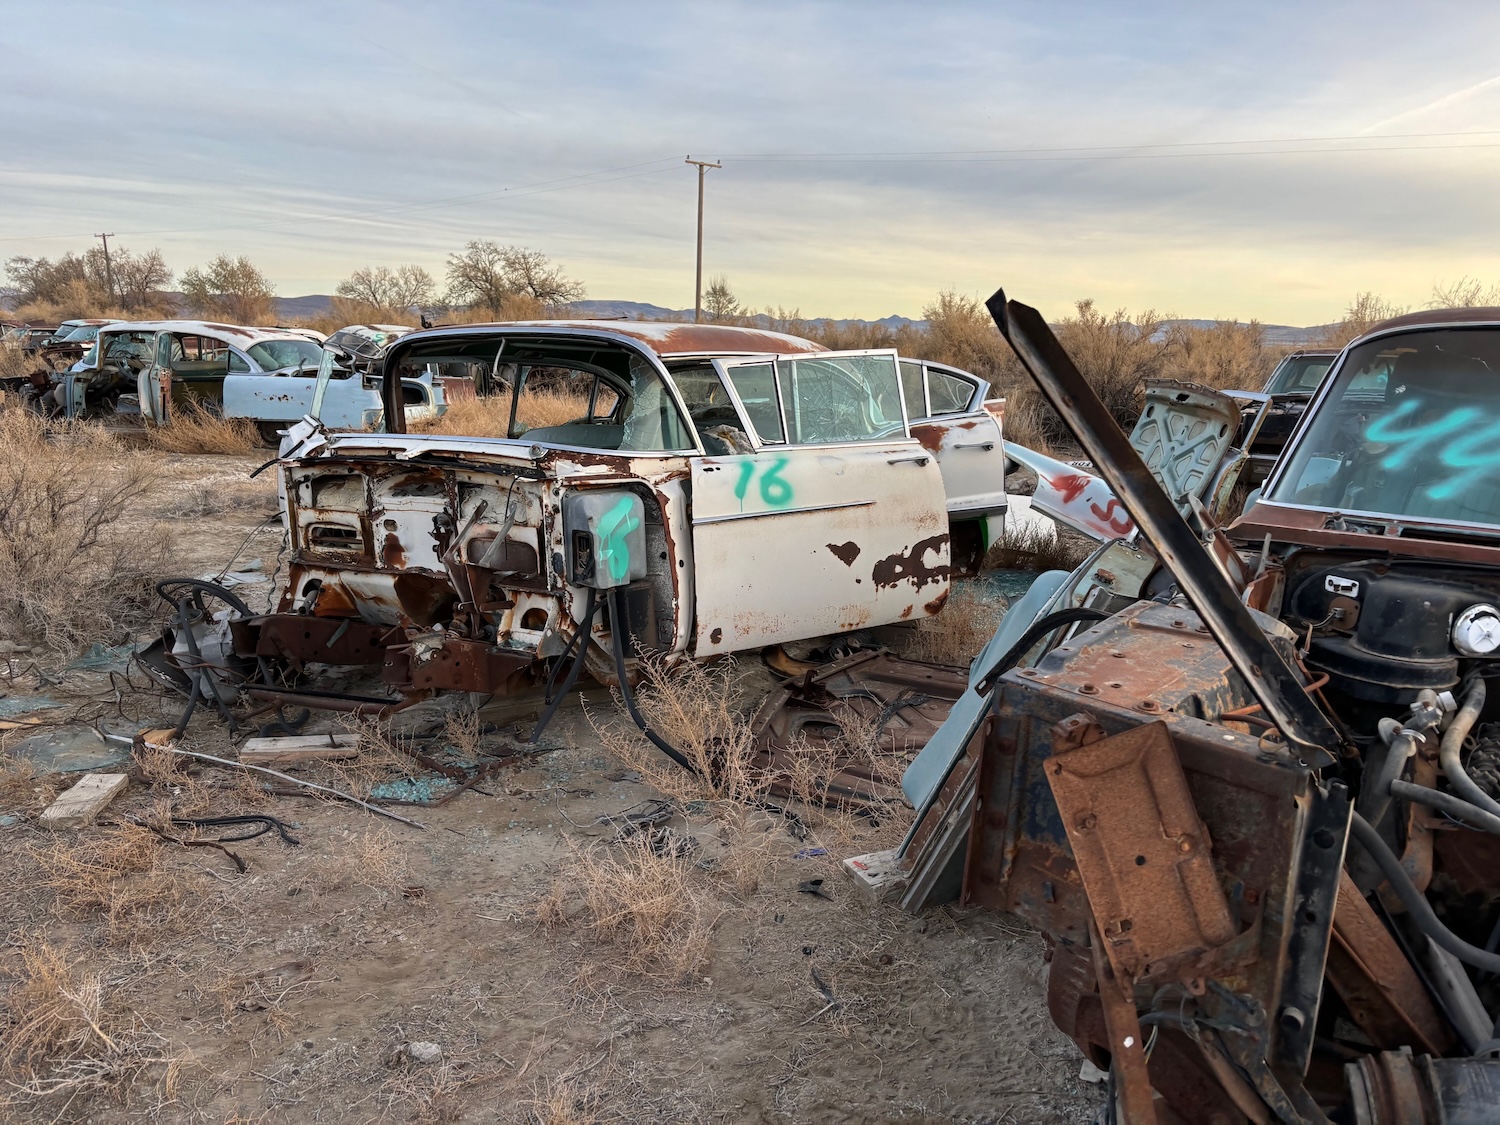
[[590, 658, 764, 806], [904, 583, 1007, 667], [143, 400, 259, 455], [0, 339, 40, 382], [0, 751, 64, 812], [0, 937, 184, 1110], [983, 518, 1088, 573], [0, 406, 172, 652], [30, 823, 186, 940], [563, 836, 715, 981], [413, 385, 590, 438], [323, 827, 412, 894], [523, 1076, 604, 1125]]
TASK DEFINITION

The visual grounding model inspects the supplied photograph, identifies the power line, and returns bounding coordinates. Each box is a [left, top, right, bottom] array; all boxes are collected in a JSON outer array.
[[719, 128, 1500, 161]]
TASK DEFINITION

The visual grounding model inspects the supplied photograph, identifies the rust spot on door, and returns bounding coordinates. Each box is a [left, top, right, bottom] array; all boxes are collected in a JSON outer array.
[[826, 541, 861, 566], [925, 591, 949, 614], [710, 627, 723, 645], [871, 534, 950, 591]]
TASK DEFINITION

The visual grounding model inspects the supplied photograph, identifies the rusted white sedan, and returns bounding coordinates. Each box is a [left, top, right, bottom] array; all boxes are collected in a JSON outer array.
[[241, 321, 1005, 705]]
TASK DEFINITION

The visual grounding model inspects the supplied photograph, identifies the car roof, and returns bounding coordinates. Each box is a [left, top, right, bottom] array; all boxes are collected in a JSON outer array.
[[1358, 307, 1500, 341], [409, 319, 827, 357], [96, 320, 317, 345]]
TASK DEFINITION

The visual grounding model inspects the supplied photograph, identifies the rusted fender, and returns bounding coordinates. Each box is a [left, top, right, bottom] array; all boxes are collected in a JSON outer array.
[[1006, 442, 1137, 541]]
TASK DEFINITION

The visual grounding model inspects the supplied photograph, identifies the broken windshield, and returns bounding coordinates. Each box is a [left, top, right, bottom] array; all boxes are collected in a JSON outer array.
[[248, 338, 322, 371], [1268, 326, 1500, 525]]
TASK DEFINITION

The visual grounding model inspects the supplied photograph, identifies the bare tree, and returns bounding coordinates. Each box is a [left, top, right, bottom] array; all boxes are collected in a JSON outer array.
[[1319, 292, 1409, 348], [702, 274, 742, 323], [1429, 276, 1500, 310], [445, 241, 585, 316], [5, 253, 96, 306], [112, 248, 173, 312], [180, 255, 276, 323], [336, 264, 436, 311]]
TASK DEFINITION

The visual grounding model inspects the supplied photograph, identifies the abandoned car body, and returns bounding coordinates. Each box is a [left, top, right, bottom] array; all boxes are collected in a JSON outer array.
[[235, 321, 1005, 705], [38, 320, 441, 438], [879, 300, 1500, 1122]]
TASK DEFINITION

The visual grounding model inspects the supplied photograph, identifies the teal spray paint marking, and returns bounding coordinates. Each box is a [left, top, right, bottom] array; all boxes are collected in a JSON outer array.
[[730, 456, 795, 511], [596, 496, 640, 585], [1364, 399, 1500, 501], [758, 457, 792, 505], [733, 460, 755, 511]]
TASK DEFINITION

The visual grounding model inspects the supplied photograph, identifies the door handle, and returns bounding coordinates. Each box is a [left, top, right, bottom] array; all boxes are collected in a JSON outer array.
[[888, 454, 930, 466], [953, 441, 995, 451]]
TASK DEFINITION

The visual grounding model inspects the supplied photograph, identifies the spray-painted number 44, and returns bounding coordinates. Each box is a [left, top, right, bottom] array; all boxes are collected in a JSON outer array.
[[733, 456, 793, 508]]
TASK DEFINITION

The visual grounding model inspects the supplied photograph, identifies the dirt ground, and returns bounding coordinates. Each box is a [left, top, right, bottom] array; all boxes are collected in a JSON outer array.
[[0, 452, 1104, 1124]]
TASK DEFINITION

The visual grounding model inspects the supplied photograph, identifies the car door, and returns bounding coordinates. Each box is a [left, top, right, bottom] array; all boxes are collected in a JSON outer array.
[[689, 350, 950, 656], [137, 332, 174, 424], [904, 361, 1007, 520]]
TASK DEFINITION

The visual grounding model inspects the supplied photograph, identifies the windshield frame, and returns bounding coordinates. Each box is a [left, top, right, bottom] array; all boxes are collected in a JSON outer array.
[[377, 325, 706, 456], [1260, 322, 1500, 531]]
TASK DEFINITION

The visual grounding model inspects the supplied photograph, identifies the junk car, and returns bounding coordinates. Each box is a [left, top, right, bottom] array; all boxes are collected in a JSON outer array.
[[42, 320, 441, 441], [232, 321, 1006, 709], [878, 300, 1500, 1123]]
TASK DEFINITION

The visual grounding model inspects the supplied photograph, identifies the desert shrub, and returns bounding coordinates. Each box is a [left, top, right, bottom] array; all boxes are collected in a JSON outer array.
[[0, 937, 183, 1109], [904, 582, 1007, 667], [412, 385, 593, 438], [591, 658, 765, 806], [0, 407, 171, 651], [142, 401, 259, 455]]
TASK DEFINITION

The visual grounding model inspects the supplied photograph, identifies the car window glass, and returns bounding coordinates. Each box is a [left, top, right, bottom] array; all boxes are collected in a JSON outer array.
[[926, 368, 973, 414], [724, 362, 785, 443], [775, 354, 905, 444], [900, 360, 926, 421], [227, 350, 251, 373], [1270, 328, 1500, 524], [247, 339, 322, 371]]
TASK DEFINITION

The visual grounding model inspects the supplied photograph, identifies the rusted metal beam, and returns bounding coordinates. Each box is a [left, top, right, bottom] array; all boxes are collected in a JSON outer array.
[[988, 291, 1342, 768]]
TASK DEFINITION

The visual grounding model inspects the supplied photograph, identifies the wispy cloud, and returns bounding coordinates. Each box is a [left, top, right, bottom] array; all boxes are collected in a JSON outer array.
[[1363, 73, 1500, 134]]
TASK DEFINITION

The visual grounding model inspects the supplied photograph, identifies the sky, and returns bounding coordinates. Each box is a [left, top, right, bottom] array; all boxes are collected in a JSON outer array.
[[3, 0, 1500, 324]]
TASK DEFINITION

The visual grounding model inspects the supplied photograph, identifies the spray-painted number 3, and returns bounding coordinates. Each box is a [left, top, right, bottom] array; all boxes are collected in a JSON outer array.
[[733, 457, 794, 507]]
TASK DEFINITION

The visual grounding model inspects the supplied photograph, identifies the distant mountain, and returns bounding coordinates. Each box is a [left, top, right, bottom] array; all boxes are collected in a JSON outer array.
[[274, 294, 334, 320], [1157, 318, 1336, 348], [251, 297, 1332, 346]]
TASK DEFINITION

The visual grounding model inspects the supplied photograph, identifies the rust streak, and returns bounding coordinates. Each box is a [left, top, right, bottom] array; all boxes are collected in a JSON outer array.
[[826, 541, 861, 566], [871, 534, 950, 591]]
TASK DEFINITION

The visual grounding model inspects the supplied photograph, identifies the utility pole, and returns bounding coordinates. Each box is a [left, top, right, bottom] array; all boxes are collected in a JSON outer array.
[[94, 233, 116, 303], [685, 157, 721, 323]]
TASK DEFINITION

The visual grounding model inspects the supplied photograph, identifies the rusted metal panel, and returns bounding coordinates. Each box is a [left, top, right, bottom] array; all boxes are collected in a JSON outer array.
[[383, 634, 533, 694], [688, 446, 950, 655], [415, 319, 829, 358], [232, 615, 392, 666], [1045, 717, 1237, 983], [749, 650, 968, 807], [1327, 872, 1455, 1057]]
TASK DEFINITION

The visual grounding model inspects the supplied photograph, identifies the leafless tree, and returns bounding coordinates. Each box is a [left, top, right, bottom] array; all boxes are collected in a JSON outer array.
[[445, 241, 585, 316], [335, 264, 436, 311], [180, 255, 276, 323]]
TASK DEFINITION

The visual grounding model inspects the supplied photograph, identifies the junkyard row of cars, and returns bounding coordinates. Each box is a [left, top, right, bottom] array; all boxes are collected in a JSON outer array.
[[1, 318, 438, 441], [17, 291, 1499, 1122]]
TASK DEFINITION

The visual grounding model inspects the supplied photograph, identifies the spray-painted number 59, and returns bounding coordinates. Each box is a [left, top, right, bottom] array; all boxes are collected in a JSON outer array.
[[733, 457, 794, 508]]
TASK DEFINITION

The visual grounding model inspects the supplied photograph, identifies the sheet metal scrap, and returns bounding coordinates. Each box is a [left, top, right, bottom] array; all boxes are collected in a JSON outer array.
[[749, 650, 967, 808]]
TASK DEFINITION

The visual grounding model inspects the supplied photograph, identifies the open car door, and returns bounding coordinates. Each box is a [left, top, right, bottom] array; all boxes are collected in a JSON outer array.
[[137, 332, 172, 425], [689, 350, 950, 656]]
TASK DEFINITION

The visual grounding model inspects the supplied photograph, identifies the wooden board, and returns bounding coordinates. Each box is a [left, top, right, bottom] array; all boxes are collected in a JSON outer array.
[[238, 732, 359, 767], [40, 773, 130, 829]]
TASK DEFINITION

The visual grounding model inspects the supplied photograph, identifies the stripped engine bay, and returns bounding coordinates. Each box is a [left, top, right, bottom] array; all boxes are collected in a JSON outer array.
[[876, 296, 1500, 1123]]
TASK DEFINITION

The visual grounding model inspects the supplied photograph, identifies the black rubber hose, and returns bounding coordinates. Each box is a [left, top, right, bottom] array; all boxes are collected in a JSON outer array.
[[1391, 779, 1500, 837], [608, 587, 701, 778], [543, 595, 592, 705], [529, 587, 598, 743], [1348, 811, 1500, 974]]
